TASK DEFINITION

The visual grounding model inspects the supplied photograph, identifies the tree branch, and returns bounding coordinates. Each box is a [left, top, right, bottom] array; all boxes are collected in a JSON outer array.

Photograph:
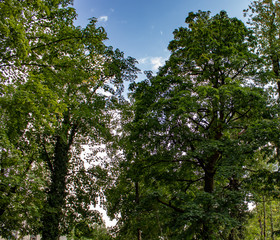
[[231, 63, 248, 80], [67, 122, 79, 150], [41, 141, 53, 172], [231, 107, 252, 122], [157, 197, 185, 213]]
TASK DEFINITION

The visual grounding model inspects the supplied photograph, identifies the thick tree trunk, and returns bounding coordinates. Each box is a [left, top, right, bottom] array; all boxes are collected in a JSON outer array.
[[41, 112, 77, 240], [41, 135, 69, 240], [204, 149, 221, 193], [201, 168, 215, 240], [201, 119, 222, 239], [204, 168, 215, 194], [201, 150, 220, 240]]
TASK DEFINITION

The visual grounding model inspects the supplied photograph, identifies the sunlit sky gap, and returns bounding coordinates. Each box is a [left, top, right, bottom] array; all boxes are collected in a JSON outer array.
[[73, 0, 251, 78]]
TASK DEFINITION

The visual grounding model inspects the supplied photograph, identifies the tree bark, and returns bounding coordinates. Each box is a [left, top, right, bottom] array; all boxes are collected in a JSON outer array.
[[201, 151, 221, 240], [41, 135, 69, 240], [201, 169, 215, 240], [204, 168, 215, 194], [41, 113, 77, 240]]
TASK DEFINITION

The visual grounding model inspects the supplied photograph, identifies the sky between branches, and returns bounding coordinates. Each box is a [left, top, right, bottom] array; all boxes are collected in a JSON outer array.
[[73, 0, 251, 79]]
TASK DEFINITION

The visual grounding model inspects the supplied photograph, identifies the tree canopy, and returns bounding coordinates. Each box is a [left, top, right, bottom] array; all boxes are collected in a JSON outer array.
[[1, 0, 280, 240], [0, 0, 138, 239], [106, 8, 280, 240]]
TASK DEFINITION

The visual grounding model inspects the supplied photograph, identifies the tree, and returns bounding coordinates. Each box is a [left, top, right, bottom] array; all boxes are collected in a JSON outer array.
[[0, 1, 138, 239], [245, 0, 280, 98], [244, 166, 280, 240], [110, 11, 271, 239], [1, 1, 74, 237], [33, 20, 137, 240], [68, 221, 113, 240], [244, 3, 280, 239]]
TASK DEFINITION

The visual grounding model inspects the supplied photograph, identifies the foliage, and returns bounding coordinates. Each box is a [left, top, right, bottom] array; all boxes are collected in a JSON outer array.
[[2, 0, 280, 240], [245, 198, 280, 240], [245, 0, 280, 96], [0, 0, 138, 239], [106, 10, 274, 240], [67, 221, 113, 240]]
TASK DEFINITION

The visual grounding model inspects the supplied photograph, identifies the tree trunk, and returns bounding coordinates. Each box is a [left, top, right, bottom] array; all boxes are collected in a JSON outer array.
[[263, 196, 266, 240], [201, 150, 220, 240], [271, 55, 280, 98], [41, 135, 69, 240], [204, 168, 215, 194], [135, 182, 142, 240], [270, 201, 275, 240], [257, 204, 263, 240], [201, 168, 215, 240], [137, 228, 142, 240], [227, 177, 244, 240], [41, 113, 77, 240]]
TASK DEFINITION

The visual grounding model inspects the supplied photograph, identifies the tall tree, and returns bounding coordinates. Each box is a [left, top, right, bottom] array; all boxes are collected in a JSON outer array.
[[245, 0, 280, 167], [0, 1, 138, 239], [1, 0, 75, 237], [245, 4, 280, 239], [111, 11, 270, 239], [245, 0, 280, 98]]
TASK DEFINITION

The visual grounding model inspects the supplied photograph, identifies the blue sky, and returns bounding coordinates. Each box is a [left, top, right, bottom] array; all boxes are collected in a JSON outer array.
[[73, 0, 251, 78]]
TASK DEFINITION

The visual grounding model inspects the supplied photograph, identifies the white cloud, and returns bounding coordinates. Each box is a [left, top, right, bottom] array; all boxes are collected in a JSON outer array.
[[138, 57, 148, 64], [150, 57, 166, 71], [98, 16, 108, 22], [138, 56, 166, 71]]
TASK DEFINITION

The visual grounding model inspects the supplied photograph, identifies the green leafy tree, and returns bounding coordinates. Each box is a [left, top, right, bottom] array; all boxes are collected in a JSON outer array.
[[245, 0, 280, 97], [245, 0, 280, 165], [106, 160, 169, 240], [109, 11, 271, 240], [244, 3, 280, 239], [33, 21, 137, 240], [0, 0, 75, 73], [244, 158, 280, 240], [0, 1, 74, 237], [245, 199, 280, 240], [0, 1, 138, 239], [68, 221, 113, 240]]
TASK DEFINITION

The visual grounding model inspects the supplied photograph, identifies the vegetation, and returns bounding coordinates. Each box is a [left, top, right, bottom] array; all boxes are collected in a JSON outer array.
[[0, 0, 137, 239], [1, 0, 280, 240]]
